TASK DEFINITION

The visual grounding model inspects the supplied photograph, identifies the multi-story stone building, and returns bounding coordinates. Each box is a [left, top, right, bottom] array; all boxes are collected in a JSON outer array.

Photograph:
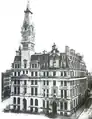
[[3, 1, 88, 116], [1, 70, 11, 101]]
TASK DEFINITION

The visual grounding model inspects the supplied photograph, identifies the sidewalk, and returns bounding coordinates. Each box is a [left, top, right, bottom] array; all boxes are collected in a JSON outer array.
[[57, 105, 85, 119]]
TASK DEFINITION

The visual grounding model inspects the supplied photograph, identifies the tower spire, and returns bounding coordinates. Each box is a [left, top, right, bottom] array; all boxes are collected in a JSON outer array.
[[24, 0, 33, 14]]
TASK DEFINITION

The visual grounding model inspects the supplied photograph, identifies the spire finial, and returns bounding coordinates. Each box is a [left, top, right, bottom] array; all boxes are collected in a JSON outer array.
[[24, 0, 33, 14]]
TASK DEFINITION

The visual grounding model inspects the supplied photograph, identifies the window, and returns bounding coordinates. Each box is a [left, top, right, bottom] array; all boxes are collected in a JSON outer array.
[[47, 101, 49, 108], [43, 100, 45, 108], [35, 72, 37, 76], [61, 81, 63, 86], [43, 89, 45, 97], [24, 64, 27, 68], [53, 71, 56, 76], [44, 72, 45, 77], [64, 71, 67, 76], [35, 80, 37, 85], [32, 64, 34, 68], [47, 89, 49, 97], [18, 98, 20, 104], [31, 80, 34, 85], [23, 71, 25, 74], [64, 102, 67, 110], [47, 80, 49, 85], [47, 72, 49, 77], [53, 89, 56, 94], [24, 80, 26, 85], [64, 81, 67, 86], [13, 97, 16, 104], [18, 87, 20, 94], [14, 87, 16, 94], [24, 88, 27, 94], [18, 64, 20, 68], [14, 80, 16, 84], [14, 72, 16, 76], [35, 99, 38, 106], [61, 90, 63, 98], [61, 72, 63, 76], [26, 70, 28, 74], [60, 102, 63, 110], [64, 90, 67, 98], [43, 80, 45, 85], [15, 64, 17, 68], [35, 88, 37, 96], [30, 98, 33, 105], [18, 72, 20, 76], [31, 72, 33, 76], [35, 64, 37, 68], [31, 87, 34, 95], [53, 81, 56, 86]]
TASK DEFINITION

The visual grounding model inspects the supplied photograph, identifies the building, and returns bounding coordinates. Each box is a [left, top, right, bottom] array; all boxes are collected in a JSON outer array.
[[1, 70, 11, 101], [3, 1, 88, 116]]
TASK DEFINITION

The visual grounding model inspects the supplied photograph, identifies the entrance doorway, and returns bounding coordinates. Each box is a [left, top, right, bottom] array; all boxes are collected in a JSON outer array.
[[23, 99, 27, 111], [52, 101, 57, 115]]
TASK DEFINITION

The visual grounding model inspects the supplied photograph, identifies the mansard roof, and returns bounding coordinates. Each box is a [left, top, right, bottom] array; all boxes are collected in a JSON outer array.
[[14, 56, 21, 62]]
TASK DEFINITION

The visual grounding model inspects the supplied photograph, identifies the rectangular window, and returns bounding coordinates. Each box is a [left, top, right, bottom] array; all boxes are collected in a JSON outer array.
[[31, 72, 33, 76], [26, 70, 28, 74], [35, 80, 37, 85], [35, 72, 37, 76], [18, 72, 20, 76], [47, 80, 49, 85], [18, 87, 20, 94], [64, 102, 67, 110], [24, 63, 26, 68], [24, 88, 27, 94], [14, 87, 16, 94], [23, 71, 25, 74], [53, 89, 56, 94], [60, 102, 63, 110], [64, 90, 67, 98], [64, 71, 67, 76], [14, 80, 16, 84], [31, 88, 34, 95], [35, 88, 37, 96], [14, 72, 16, 76], [53, 71, 56, 76], [47, 72, 49, 77], [18, 64, 20, 68], [64, 81, 67, 86], [44, 72, 45, 77], [61, 72, 63, 76], [32, 64, 34, 68], [43, 80, 45, 85], [43, 89, 45, 97], [61, 90, 63, 98], [31, 80, 34, 85], [53, 81, 56, 86], [47, 101, 49, 109], [24, 80, 26, 85], [18, 80, 20, 85], [43, 100, 45, 108], [61, 81, 63, 86], [15, 64, 17, 68], [47, 89, 49, 97], [35, 64, 37, 68]]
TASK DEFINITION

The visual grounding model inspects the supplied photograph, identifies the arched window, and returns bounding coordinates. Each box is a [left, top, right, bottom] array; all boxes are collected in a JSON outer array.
[[35, 99, 38, 106], [13, 97, 16, 104], [18, 98, 20, 104], [30, 98, 33, 105]]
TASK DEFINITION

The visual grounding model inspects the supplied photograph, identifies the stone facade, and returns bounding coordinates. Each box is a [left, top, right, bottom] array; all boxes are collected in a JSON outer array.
[[2, 1, 88, 116]]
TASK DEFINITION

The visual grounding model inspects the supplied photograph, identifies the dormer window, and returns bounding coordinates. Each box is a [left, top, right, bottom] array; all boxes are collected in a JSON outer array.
[[24, 59, 27, 68]]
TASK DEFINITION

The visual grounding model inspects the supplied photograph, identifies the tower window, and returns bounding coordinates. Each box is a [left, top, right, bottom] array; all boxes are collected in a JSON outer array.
[[53, 81, 56, 86]]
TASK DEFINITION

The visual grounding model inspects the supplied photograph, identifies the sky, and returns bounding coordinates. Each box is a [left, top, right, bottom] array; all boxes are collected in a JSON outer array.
[[0, 0, 92, 72]]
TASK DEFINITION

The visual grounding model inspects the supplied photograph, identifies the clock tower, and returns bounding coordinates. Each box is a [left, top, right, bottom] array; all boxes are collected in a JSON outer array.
[[21, 0, 35, 69]]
